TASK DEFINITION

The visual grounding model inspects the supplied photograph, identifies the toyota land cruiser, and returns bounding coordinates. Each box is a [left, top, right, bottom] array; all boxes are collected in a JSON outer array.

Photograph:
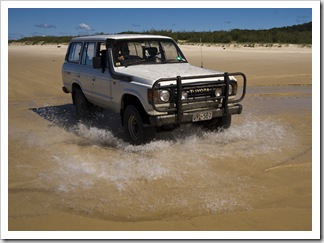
[[62, 34, 247, 144]]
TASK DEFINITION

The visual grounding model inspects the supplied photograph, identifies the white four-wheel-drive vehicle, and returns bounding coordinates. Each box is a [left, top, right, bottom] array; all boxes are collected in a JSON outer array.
[[62, 34, 247, 144]]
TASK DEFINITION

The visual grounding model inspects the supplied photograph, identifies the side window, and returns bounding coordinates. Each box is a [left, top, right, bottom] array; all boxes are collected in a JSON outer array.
[[81, 42, 96, 66], [98, 42, 107, 68], [67, 42, 82, 63], [98, 42, 106, 52]]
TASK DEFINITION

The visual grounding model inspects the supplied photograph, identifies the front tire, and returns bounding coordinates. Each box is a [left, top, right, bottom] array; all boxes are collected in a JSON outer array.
[[203, 115, 232, 131], [123, 105, 155, 145]]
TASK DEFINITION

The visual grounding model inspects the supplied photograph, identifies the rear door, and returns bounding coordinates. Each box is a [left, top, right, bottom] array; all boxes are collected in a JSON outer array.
[[62, 42, 91, 93], [80, 42, 112, 108]]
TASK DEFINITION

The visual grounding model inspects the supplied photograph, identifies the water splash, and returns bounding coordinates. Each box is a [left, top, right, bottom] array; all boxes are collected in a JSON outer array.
[[38, 116, 295, 220], [73, 116, 293, 155]]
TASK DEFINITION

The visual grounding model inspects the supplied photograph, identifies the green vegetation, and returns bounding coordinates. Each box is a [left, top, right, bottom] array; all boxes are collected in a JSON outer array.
[[9, 22, 311, 45], [8, 36, 74, 45], [130, 22, 312, 44]]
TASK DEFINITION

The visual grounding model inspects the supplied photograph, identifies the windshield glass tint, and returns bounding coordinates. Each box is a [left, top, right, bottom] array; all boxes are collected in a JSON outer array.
[[113, 39, 186, 67]]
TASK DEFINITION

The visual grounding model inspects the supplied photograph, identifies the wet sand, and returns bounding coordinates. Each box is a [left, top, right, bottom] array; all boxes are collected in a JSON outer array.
[[6, 44, 313, 237]]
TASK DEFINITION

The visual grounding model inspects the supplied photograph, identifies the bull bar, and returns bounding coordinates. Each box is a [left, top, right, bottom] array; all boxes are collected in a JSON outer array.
[[150, 72, 247, 125]]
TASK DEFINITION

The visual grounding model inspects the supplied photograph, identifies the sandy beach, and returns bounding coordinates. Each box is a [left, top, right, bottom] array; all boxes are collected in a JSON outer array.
[[7, 43, 313, 237]]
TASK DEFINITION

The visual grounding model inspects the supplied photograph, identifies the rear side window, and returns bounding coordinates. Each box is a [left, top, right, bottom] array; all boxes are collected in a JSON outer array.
[[67, 42, 82, 63], [81, 42, 96, 66]]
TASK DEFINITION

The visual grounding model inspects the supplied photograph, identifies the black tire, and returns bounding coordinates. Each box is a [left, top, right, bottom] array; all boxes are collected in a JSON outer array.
[[203, 115, 232, 131], [123, 105, 155, 145], [74, 88, 94, 120], [221, 115, 232, 129]]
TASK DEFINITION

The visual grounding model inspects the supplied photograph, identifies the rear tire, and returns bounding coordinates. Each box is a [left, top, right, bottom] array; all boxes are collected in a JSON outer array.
[[74, 88, 94, 120], [123, 105, 155, 145]]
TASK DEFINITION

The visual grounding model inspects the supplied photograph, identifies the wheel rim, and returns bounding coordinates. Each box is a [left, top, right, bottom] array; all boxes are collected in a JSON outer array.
[[128, 115, 139, 140]]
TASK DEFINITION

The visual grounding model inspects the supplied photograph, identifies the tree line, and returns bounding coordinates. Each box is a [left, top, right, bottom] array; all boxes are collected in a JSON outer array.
[[9, 22, 311, 45]]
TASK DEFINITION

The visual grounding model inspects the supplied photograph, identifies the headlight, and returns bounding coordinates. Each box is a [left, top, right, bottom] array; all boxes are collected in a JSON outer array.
[[159, 90, 170, 102], [228, 84, 233, 95], [228, 82, 238, 96], [215, 87, 222, 97]]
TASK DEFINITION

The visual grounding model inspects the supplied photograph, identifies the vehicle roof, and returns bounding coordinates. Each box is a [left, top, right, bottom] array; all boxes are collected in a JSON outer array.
[[71, 34, 172, 42]]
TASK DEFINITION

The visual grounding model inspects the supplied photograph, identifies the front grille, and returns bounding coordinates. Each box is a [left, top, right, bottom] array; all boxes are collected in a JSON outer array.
[[156, 82, 225, 112], [183, 85, 219, 100]]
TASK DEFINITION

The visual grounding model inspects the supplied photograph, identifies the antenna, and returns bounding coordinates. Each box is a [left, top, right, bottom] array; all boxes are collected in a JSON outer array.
[[200, 37, 203, 68]]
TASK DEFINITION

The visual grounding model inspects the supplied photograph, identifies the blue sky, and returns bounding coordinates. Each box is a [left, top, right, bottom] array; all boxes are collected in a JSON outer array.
[[8, 8, 312, 40]]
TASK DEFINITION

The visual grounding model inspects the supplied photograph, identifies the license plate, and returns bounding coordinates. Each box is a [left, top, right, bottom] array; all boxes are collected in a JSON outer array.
[[192, 111, 212, 122]]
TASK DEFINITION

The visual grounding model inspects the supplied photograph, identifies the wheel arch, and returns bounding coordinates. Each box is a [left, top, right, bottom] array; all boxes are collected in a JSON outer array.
[[120, 93, 149, 126]]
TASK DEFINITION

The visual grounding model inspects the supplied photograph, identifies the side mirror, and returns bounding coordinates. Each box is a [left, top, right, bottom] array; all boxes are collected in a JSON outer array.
[[93, 57, 102, 69]]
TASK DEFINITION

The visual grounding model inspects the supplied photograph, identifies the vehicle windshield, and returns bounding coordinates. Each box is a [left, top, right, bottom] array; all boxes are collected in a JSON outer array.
[[112, 39, 187, 67]]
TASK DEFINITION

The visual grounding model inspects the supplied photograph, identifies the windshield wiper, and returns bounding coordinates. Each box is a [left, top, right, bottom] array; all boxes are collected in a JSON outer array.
[[165, 59, 187, 63], [124, 59, 146, 67]]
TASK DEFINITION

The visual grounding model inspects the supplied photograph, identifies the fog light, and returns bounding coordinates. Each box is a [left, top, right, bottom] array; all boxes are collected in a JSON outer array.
[[215, 87, 222, 97], [159, 90, 170, 102]]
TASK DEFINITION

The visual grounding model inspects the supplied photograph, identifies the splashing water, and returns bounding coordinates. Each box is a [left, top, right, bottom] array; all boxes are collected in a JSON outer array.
[[38, 116, 295, 220]]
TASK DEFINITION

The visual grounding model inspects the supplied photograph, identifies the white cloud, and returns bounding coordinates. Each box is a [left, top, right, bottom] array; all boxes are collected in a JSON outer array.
[[78, 23, 93, 31], [35, 23, 56, 29]]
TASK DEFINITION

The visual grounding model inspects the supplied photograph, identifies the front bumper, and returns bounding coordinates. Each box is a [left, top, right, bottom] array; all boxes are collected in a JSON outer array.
[[149, 104, 242, 127]]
